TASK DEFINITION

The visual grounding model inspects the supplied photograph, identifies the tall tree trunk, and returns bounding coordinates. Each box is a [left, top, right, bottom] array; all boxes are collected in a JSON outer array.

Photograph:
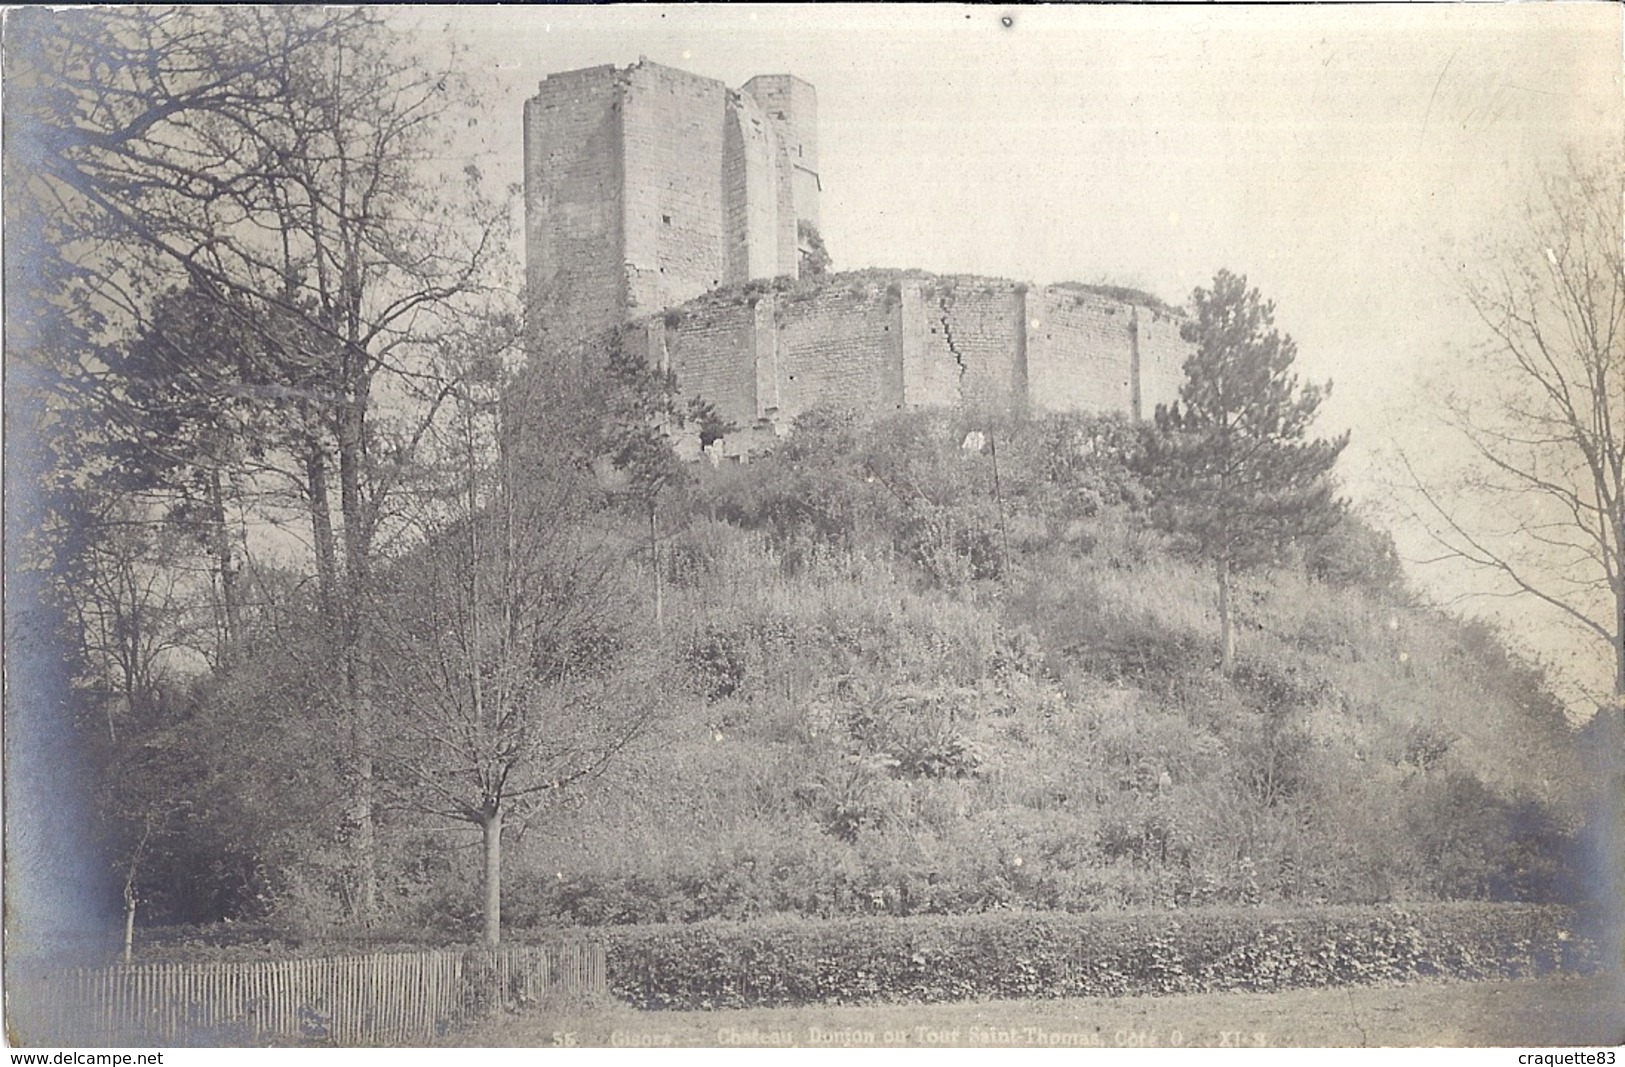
[[306, 441, 339, 618], [1217, 554, 1235, 674], [121, 875, 137, 965], [206, 467, 240, 662], [649, 501, 663, 632], [337, 390, 376, 922], [1613, 529, 1624, 703], [1613, 581, 1624, 705], [481, 804, 502, 947], [345, 671, 377, 922], [122, 821, 151, 964]]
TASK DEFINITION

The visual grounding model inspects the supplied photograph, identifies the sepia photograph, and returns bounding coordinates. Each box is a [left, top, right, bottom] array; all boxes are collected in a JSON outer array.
[[3, 3, 1622, 1052]]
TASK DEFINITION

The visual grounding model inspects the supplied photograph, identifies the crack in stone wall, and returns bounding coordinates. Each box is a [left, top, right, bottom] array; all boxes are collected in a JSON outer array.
[[626, 273, 1191, 458], [938, 289, 967, 400]]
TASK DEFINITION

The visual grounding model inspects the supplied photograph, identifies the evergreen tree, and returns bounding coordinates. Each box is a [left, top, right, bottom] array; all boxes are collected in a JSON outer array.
[[1144, 269, 1349, 673]]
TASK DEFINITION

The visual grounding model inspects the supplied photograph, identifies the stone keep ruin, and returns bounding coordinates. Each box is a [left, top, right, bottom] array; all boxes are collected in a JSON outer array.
[[524, 60, 1190, 453]]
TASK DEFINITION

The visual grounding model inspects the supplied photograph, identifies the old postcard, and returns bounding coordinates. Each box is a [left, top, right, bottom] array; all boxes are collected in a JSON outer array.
[[4, 3, 1621, 1052]]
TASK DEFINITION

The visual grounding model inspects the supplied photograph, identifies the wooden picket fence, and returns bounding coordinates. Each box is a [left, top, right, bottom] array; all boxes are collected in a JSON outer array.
[[11, 941, 605, 1047]]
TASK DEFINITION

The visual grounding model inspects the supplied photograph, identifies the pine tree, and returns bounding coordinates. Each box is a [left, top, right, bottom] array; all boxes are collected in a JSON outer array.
[[1145, 269, 1349, 673]]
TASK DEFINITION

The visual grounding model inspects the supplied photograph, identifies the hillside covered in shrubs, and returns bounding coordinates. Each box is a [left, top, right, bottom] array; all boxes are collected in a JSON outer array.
[[407, 406, 1588, 935], [89, 398, 1597, 959]]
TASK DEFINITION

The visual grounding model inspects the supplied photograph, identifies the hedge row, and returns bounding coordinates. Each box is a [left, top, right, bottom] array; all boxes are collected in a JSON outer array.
[[583, 903, 1595, 1010]]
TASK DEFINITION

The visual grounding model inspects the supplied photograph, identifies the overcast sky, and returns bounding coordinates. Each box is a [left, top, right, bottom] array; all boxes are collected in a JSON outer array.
[[418, 3, 1621, 700], [434, 4, 1618, 465]]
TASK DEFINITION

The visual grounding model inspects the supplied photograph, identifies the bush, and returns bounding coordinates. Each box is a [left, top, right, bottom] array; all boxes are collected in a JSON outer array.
[[680, 624, 752, 702], [1301, 511, 1405, 592], [845, 685, 984, 780], [895, 501, 1003, 586], [588, 903, 1594, 1010], [1015, 411, 1150, 515], [799, 221, 831, 278]]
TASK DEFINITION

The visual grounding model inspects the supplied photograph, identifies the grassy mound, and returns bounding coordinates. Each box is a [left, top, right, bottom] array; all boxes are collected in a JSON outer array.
[[448, 408, 1588, 934]]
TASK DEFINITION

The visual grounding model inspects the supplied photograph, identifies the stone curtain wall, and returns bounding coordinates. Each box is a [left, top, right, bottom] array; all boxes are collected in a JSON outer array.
[[523, 62, 1181, 439], [775, 284, 904, 417], [1026, 289, 1187, 420], [654, 304, 760, 425], [914, 280, 1027, 412], [642, 275, 1192, 440], [1135, 308, 1190, 419], [1028, 289, 1137, 417]]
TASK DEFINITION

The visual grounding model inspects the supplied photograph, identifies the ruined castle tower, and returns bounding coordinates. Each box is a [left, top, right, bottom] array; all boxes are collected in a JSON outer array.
[[523, 60, 820, 345], [523, 60, 1189, 455]]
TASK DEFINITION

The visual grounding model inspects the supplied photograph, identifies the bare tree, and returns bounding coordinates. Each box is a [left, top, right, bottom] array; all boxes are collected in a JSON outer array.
[[45, 493, 201, 959], [8, 7, 516, 920], [1405, 158, 1623, 707], [375, 360, 662, 945]]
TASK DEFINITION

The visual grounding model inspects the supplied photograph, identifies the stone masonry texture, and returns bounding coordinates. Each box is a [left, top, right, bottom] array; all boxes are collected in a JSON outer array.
[[632, 273, 1187, 446], [524, 65, 627, 349], [524, 61, 1192, 442], [524, 60, 817, 347]]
